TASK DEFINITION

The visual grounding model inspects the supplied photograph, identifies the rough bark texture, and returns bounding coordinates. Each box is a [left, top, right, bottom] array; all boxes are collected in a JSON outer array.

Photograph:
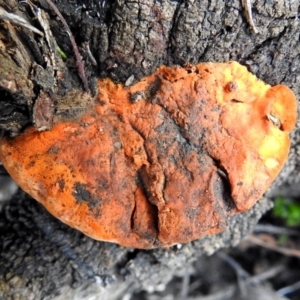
[[0, 0, 299, 299]]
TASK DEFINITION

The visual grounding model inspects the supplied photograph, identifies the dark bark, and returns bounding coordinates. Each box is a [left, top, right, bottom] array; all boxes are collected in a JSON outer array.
[[0, 0, 299, 299]]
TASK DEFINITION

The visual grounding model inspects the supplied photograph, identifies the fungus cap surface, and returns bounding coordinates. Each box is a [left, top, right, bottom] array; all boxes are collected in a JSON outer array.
[[0, 62, 297, 249]]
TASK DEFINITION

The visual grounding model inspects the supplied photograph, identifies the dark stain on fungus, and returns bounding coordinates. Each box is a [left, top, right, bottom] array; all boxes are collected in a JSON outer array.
[[211, 106, 220, 112], [230, 99, 243, 104], [28, 161, 35, 168], [72, 182, 101, 213], [48, 146, 59, 154], [73, 182, 92, 203], [57, 178, 65, 192], [186, 206, 200, 219], [96, 178, 109, 190], [98, 100, 106, 106]]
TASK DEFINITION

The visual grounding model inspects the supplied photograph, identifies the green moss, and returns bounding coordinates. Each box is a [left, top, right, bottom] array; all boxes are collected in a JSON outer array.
[[273, 197, 300, 226]]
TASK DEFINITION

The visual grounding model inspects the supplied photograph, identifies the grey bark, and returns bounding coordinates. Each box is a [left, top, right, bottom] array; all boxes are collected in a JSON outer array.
[[0, 0, 299, 299]]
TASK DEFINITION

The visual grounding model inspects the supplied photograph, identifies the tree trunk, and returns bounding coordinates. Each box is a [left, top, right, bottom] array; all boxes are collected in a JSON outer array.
[[0, 0, 299, 299]]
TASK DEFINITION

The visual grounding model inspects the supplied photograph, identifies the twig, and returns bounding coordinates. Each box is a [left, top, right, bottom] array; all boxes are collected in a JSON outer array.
[[83, 42, 97, 66], [254, 224, 300, 236], [187, 286, 234, 300], [42, 0, 90, 92], [249, 264, 285, 285], [218, 252, 249, 296], [180, 268, 191, 299], [246, 234, 300, 258], [242, 0, 259, 33], [277, 280, 300, 297], [217, 252, 250, 279], [185, 263, 284, 300], [0, 6, 44, 36]]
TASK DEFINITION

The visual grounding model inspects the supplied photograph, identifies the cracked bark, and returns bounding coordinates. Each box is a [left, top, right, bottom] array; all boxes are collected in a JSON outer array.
[[0, 0, 299, 299]]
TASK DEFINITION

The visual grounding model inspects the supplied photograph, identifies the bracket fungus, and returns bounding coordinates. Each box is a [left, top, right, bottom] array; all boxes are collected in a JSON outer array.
[[0, 62, 297, 249]]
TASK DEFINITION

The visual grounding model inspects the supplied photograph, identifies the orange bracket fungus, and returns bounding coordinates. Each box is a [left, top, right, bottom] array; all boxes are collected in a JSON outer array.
[[0, 62, 297, 249]]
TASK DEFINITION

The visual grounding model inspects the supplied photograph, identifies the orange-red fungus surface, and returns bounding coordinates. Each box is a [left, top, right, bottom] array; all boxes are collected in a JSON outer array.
[[0, 62, 297, 248]]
